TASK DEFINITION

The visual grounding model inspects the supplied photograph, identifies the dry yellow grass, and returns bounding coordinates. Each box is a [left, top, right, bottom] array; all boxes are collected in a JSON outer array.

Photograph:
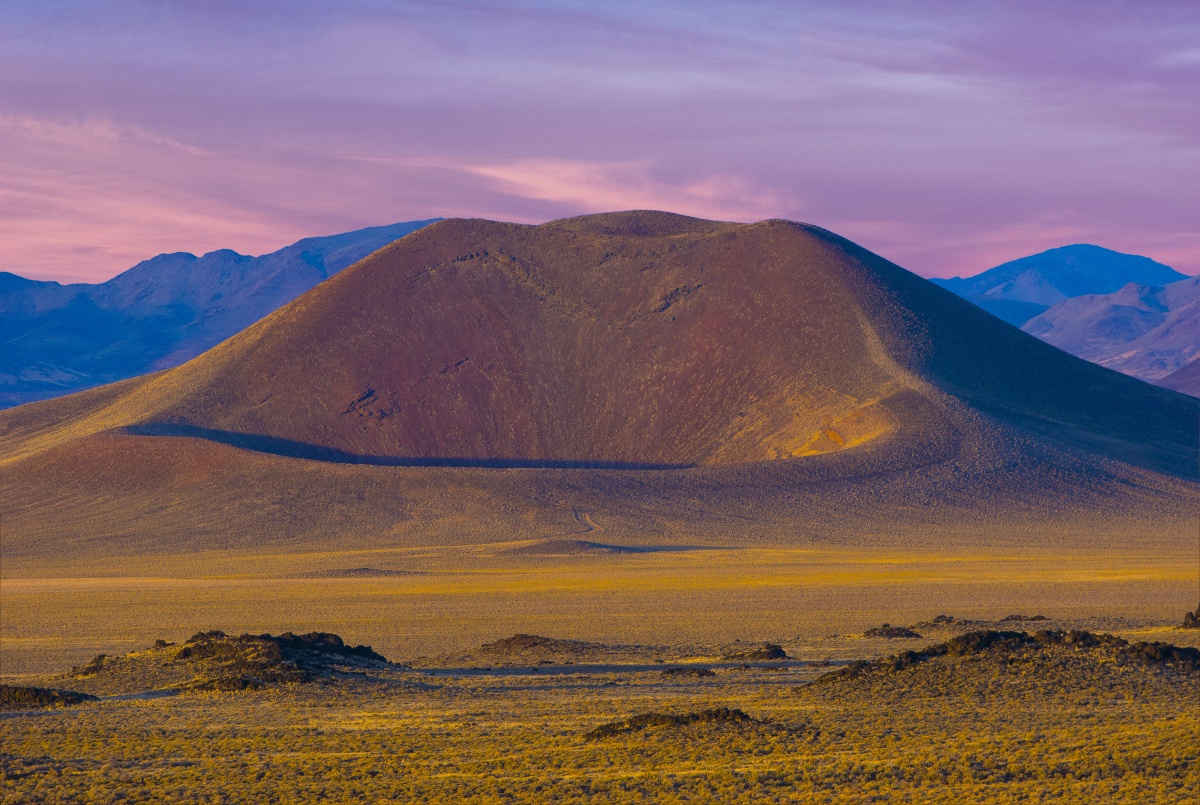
[[2, 625, 1196, 804], [4, 545, 1196, 676]]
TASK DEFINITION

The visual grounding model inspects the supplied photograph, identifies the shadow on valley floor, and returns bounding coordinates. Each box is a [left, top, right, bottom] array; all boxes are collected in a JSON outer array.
[[497, 539, 729, 556], [120, 424, 694, 470]]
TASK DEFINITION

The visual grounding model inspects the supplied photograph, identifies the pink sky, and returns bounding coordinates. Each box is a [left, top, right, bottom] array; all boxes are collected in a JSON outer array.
[[2, 1, 1197, 283]]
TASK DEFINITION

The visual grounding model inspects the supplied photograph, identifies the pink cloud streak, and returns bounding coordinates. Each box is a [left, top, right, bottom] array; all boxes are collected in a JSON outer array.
[[1, 1, 1196, 282]]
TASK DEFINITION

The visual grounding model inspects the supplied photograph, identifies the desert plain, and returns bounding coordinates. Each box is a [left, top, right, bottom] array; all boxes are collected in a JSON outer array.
[[2, 213, 1198, 802]]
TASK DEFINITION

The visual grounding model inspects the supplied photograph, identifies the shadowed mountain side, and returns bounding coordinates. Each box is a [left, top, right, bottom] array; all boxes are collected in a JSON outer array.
[[1159, 358, 1200, 397], [1021, 277, 1200, 386], [815, 231, 1199, 478]]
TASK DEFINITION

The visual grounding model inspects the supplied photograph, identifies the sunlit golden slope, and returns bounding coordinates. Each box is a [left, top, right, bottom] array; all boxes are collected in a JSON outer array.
[[1, 212, 1196, 561]]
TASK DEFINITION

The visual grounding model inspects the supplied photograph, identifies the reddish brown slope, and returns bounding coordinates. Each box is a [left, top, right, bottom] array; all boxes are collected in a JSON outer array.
[[3, 214, 909, 467], [0, 212, 1196, 561], [7, 211, 1193, 474]]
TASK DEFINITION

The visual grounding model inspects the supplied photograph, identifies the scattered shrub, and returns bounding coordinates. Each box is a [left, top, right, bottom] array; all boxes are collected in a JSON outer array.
[[586, 707, 754, 739]]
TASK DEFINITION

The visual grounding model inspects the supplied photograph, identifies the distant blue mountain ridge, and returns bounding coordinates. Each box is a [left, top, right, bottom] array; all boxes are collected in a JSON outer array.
[[931, 244, 1198, 396], [0, 219, 439, 408], [930, 244, 1187, 327]]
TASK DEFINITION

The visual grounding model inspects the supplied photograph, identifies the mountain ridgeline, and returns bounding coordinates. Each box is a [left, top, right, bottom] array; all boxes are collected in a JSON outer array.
[[931, 245, 1187, 327], [4, 212, 1195, 473], [933, 244, 1198, 396], [1, 213, 1195, 559], [0, 219, 440, 408], [1022, 276, 1200, 384]]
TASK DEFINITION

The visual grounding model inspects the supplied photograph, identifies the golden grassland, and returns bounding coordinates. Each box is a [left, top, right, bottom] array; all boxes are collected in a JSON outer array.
[[3, 543, 1197, 802], [2, 628, 1197, 804], [2, 544, 1196, 675]]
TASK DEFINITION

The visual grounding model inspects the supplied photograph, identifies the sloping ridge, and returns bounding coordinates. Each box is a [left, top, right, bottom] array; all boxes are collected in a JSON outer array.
[[1021, 276, 1200, 384], [1160, 358, 1200, 397], [1, 211, 1196, 479], [930, 244, 1187, 327], [0, 219, 439, 409]]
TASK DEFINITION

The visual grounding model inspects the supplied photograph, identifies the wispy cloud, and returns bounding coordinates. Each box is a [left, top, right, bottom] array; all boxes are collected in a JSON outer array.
[[465, 159, 796, 222], [0, 114, 214, 156], [0, 1, 1196, 280]]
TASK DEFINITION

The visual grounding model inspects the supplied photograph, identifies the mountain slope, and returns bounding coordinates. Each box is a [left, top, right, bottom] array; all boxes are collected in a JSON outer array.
[[932, 245, 1186, 326], [1, 212, 1195, 561], [1158, 357, 1200, 396], [1021, 276, 1200, 385], [0, 219, 439, 408]]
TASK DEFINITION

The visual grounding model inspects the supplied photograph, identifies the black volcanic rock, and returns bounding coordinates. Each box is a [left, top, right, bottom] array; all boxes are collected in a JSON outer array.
[[723, 643, 788, 661], [68, 630, 391, 694], [0, 684, 97, 710], [864, 624, 923, 639], [814, 629, 1200, 686]]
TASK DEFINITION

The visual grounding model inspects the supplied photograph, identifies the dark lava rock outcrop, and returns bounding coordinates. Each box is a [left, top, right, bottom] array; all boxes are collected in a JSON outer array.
[[661, 666, 716, 678], [864, 624, 923, 639], [0, 684, 96, 710], [586, 707, 754, 740], [815, 629, 1200, 686], [67, 630, 391, 694], [722, 643, 788, 661]]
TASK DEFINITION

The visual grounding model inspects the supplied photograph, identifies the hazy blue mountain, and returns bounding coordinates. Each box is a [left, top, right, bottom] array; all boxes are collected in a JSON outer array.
[[0, 219, 439, 408], [931, 245, 1187, 326], [1159, 355, 1200, 397], [1021, 275, 1200, 389]]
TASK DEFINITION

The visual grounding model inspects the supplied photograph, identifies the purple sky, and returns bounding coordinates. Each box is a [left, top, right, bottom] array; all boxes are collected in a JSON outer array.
[[2, 1, 1198, 283]]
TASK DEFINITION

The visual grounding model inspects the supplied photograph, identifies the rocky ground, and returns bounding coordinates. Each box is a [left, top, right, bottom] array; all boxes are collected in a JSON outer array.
[[2, 618, 1197, 803]]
